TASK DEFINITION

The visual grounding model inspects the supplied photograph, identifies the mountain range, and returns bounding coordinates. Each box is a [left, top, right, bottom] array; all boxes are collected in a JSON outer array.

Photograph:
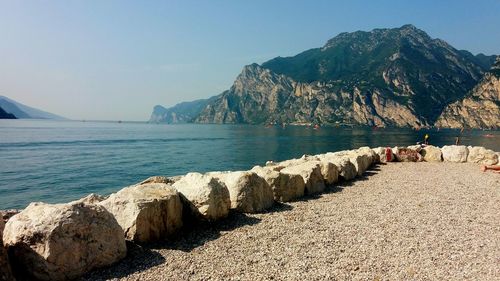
[[0, 96, 66, 120], [151, 24, 498, 129]]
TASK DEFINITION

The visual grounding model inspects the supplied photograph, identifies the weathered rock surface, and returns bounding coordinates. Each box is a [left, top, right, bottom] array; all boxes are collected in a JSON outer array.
[[0, 219, 15, 281], [99, 183, 183, 243], [372, 147, 394, 163], [319, 154, 358, 181], [280, 162, 326, 194], [317, 160, 339, 185], [442, 145, 469, 163], [395, 148, 423, 162], [467, 146, 499, 165], [251, 166, 305, 202], [331, 151, 371, 176], [306, 156, 340, 185], [421, 146, 443, 162], [71, 193, 106, 204], [210, 171, 274, 213], [3, 202, 126, 281], [139, 176, 177, 185], [172, 173, 231, 221], [356, 147, 377, 168]]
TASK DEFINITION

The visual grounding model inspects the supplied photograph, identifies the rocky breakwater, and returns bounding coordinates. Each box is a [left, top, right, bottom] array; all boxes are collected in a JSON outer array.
[[2, 144, 499, 280]]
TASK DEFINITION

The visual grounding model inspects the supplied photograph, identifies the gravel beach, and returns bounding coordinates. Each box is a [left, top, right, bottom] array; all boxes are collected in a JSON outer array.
[[83, 162, 500, 281]]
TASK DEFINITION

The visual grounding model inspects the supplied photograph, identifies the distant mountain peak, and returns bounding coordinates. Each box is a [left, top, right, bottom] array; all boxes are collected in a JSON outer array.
[[322, 24, 430, 51]]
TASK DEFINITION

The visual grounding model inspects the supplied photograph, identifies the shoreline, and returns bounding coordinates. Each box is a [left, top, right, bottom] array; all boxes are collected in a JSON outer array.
[[83, 162, 500, 281], [1, 144, 499, 280]]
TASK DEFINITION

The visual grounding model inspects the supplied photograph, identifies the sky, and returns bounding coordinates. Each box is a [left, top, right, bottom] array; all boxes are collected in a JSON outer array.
[[0, 0, 499, 121]]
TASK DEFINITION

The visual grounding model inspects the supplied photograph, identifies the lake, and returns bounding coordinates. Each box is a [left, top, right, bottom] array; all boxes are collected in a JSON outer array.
[[1, 119, 499, 209]]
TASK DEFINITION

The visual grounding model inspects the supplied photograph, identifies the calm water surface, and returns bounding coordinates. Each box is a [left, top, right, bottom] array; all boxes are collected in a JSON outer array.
[[1, 119, 499, 209]]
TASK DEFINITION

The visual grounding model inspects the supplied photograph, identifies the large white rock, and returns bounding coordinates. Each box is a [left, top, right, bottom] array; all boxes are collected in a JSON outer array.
[[442, 145, 469, 163], [99, 183, 183, 243], [210, 171, 274, 213], [0, 219, 14, 281], [357, 147, 377, 166], [467, 146, 499, 165], [251, 166, 305, 202], [303, 156, 340, 185], [319, 154, 357, 180], [421, 145, 442, 162], [3, 202, 126, 281], [331, 151, 371, 176], [172, 172, 231, 221], [280, 162, 326, 194], [394, 147, 423, 162], [317, 160, 339, 185], [372, 147, 394, 163], [407, 145, 423, 152]]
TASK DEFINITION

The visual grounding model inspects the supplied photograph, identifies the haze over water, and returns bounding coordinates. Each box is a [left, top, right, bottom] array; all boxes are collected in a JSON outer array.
[[1, 119, 499, 209]]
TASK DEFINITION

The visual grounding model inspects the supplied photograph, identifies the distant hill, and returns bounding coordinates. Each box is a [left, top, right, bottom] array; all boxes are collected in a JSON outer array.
[[0, 106, 16, 119], [0, 96, 66, 120], [149, 96, 218, 123]]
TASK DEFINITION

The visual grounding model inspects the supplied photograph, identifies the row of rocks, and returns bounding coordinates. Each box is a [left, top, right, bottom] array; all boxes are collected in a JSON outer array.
[[376, 145, 499, 165], [1, 145, 498, 280]]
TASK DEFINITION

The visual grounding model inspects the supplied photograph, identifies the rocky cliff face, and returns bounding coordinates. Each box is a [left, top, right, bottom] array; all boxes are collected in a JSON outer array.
[[195, 64, 425, 127], [435, 57, 500, 129], [193, 25, 494, 128]]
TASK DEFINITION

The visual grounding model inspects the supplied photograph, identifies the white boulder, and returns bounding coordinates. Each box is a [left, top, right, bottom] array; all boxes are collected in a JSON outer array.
[[331, 151, 370, 176], [319, 154, 357, 180], [372, 147, 394, 163], [251, 166, 305, 202], [421, 146, 442, 162], [280, 162, 326, 194], [306, 157, 340, 185], [357, 147, 378, 165], [394, 147, 423, 162], [99, 183, 183, 243], [172, 172, 231, 221], [210, 171, 274, 213], [467, 146, 499, 165], [442, 145, 469, 163], [3, 202, 126, 281], [0, 219, 14, 281]]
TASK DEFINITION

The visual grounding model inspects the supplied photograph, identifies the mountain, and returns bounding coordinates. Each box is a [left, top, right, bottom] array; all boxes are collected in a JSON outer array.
[[435, 56, 500, 129], [0, 106, 16, 119], [193, 25, 494, 128], [0, 96, 66, 120], [149, 97, 217, 123]]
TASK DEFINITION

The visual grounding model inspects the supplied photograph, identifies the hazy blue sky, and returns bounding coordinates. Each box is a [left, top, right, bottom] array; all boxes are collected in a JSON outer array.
[[1, 0, 499, 121]]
